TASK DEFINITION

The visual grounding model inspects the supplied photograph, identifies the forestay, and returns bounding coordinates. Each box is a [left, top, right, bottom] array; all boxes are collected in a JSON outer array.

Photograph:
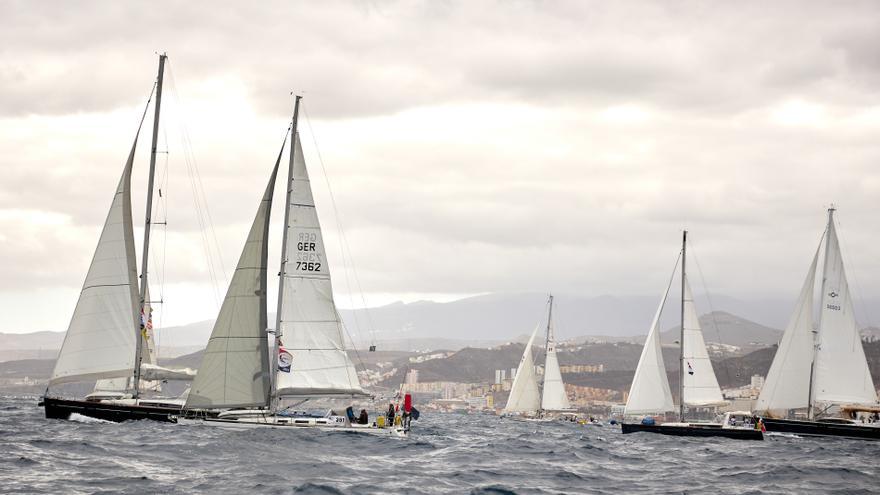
[[50, 142, 141, 386], [813, 217, 877, 405], [274, 136, 364, 397], [754, 246, 820, 414], [504, 325, 541, 414], [625, 279, 675, 415], [681, 277, 724, 406], [185, 162, 279, 409], [541, 316, 571, 411]]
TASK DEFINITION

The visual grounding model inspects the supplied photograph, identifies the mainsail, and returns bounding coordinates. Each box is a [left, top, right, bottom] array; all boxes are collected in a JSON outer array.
[[274, 136, 365, 397], [754, 246, 819, 414], [49, 142, 140, 386], [680, 277, 724, 406], [625, 281, 675, 415], [541, 303, 571, 411], [504, 325, 541, 414], [812, 213, 877, 405], [185, 159, 280, 409]]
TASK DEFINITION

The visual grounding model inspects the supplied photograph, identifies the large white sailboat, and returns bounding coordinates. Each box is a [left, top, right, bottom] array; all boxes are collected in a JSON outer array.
[[503, 295, 573, 419], [621, 231, 763, 440], [177, 97, 407, 437], [756, 207, 880, 439], [41, 54, 196, 423]]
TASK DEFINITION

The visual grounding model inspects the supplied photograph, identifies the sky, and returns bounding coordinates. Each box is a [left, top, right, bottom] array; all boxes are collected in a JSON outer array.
[[2, 0, 880, 334]]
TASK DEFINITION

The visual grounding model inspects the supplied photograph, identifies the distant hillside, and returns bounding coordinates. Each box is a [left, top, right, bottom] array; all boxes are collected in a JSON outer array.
[[658, 311, 782, 349]]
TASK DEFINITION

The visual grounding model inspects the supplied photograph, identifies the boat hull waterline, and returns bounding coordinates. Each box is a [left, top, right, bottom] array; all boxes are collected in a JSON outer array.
[[41, 397, 180, 423], [621, 422, 763, 440], [760, 418, 880, 441], [176, 416, 408, 437]]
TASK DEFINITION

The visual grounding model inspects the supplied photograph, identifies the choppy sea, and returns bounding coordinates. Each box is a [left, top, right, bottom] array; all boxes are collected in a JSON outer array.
[[1, 396, 878, 494]]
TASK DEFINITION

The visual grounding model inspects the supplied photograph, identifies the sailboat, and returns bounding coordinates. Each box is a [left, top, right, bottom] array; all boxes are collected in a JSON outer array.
[[755, 207, 880, 440], [503, 295, 574, 420], [621, 231, 763, 440], [176, 96, 408, 437], [41, 54, 196, 423]]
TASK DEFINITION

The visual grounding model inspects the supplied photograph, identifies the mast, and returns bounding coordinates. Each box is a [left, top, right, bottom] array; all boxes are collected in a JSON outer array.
[[544, 294, 554, 350], [807, 205, 835, 419], [541, 294, 553, 413], [679, 230, 687, 422], [133, 53, 166, 399], [270, 95, 302, 411]]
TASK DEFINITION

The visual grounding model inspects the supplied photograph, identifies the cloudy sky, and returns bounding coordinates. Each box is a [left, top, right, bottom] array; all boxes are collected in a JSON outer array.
[[3, 0, 880, 334]]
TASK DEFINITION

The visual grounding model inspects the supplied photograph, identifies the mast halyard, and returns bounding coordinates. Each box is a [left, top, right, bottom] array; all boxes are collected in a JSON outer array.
[[807, 205, 835, 419], [270, 95, 302, 412], [544, 294, 554, 351], [679, 230, 687, 422], [134, 53, 166, 400]]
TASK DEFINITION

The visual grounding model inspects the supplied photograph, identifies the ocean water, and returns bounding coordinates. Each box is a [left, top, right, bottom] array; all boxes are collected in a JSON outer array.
[[1, 396, 878, 494]]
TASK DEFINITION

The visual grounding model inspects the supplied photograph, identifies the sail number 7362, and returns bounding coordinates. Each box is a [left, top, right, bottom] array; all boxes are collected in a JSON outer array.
[[295, 233, 321, 272]]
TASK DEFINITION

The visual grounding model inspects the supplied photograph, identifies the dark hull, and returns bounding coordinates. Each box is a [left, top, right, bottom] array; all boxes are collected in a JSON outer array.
[[761, 418, 880, 441], [621, 422, 763, 440], [40, 397, 180, 423]]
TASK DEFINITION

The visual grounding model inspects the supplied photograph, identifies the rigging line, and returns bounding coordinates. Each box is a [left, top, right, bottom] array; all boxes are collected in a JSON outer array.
[[833, 214, 875, 333], [166, 62, 227, 308], [687, 236, 734, 388], [302, 102, 378, 347]]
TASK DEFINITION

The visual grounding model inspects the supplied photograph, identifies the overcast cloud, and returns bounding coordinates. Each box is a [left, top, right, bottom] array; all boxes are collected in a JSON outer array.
[[2, 0, 880, 334]]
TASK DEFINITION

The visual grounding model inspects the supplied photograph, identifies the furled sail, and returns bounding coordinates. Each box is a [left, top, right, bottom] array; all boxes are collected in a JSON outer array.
[[49, 142, 141, 386], [680, 277, 724, 406], [274, 136, 365, 397], [812, 216, 877, 405], [541, 315, 571, 411], [504, 325, 541, 414], [625, 281, 675, 415], [754, 246, 820, 414], [185, 160, 280, 409]]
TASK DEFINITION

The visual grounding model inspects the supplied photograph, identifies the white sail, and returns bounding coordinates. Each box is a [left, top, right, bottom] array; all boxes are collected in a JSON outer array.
[[813, 215, 878, 405], [754, 246, 820, 414], [681, 277, 725, 406], [274, 136, 364, 397], [504, 325, 541, 414], [49, 144, 140, 386], [625, 282, 675, 415], [185, 163, 279, 409], [93, 283, 160, 395], [541, 313, 571, 411]]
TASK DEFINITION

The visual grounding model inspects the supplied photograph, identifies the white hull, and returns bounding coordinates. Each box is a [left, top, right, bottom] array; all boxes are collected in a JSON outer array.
[[176, 415, 409, 437]]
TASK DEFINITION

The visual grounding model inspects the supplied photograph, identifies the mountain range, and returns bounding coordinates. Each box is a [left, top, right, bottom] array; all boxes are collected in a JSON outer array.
[[4, 292, 879, 362]]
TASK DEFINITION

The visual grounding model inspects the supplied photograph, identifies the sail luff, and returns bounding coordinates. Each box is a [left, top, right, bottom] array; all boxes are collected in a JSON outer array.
[[680, 276, 725, 407], [273, 134, 365, 398], [49, 142, 141, 386], [184, 156, 281, 409], [625, 257, 678, 416], [754, 244, 820, 415], [540, 297, 571, 411], [504, 325, 541, 414], [270, 96, 301, 410], [812, 209, 878, 406]]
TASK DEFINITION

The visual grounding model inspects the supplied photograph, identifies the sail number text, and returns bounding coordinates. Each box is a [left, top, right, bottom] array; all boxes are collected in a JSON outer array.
[[295, 233, 322, 272], [826, 304, 841, 311]]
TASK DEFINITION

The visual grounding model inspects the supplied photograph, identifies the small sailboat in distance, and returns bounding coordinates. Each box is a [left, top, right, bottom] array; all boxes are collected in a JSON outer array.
[[177, 96, 408, 436], [756, 206, 880, 440], [503, 295, 574, 420], [621, 231, 763, 440], [40, 54, 196, 423]]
